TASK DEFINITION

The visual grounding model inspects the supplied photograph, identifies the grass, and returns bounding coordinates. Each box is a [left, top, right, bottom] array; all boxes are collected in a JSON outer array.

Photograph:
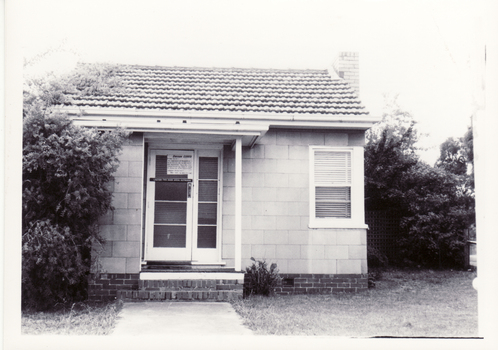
[[21, 300, 123, 335], [21, 269, 477, 337], [231, 268, 478, 337]]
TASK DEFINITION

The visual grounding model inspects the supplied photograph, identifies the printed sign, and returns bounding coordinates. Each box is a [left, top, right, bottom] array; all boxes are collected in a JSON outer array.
[[167, 154, 193, 175]]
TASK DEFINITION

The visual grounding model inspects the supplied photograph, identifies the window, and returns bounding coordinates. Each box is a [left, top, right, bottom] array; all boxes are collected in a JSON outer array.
[[309, 146, 366, 228]]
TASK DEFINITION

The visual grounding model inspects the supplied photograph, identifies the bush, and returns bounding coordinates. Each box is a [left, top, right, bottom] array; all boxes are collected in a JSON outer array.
[[367, 246, 389, 268], [364, 99, 475, 270], [244, 258, 282, 297], [22, 112, 125, 310], [22, 63, 126, 310], [22, 220, 91, 310]]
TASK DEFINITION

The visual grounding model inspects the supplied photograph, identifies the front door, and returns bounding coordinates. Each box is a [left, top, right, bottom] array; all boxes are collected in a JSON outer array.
[[145, 149, 221, 262]]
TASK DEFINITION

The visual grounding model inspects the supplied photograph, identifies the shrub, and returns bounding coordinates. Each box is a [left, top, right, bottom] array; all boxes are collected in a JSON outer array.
[[22, 112, 126, 310], [22, 220, 90, 310], [367, 246, 389, 268], [244, 258, 282, 297], [365, 98, 475, 269], [22, 63, 126, 310]]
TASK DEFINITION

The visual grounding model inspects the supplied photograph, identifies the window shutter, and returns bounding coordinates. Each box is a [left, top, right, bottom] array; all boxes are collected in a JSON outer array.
[[314, 150, 352, 218], [314, 151, 351, 184]]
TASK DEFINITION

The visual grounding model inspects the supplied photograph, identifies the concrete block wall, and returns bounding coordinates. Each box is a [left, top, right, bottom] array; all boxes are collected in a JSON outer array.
[[93, 133, 144, 274], [222, 129, 367, 275]]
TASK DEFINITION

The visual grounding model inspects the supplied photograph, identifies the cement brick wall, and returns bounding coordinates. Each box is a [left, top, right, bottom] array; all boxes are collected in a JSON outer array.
[[222, 129, 367, 275], [273, 273, 368, 294], [94, 133, 144, 274], [88, 273, 139, 302]]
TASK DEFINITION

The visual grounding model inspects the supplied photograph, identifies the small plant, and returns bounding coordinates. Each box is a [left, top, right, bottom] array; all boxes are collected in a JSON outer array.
[[244, 257, 282, 297], [368, 268, 384, 288], [367, 247, 388, 288], [367, 246, 389, 268]]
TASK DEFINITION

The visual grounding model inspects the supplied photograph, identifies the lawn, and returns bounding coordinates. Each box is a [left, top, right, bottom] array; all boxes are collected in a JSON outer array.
[[21, 301, 122, 335], [21, 269, 478, 337], [231, 269, 478, 337]]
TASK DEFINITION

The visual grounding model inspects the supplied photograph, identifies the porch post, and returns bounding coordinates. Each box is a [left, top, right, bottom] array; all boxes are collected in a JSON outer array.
[[234, 137, 242, 272]]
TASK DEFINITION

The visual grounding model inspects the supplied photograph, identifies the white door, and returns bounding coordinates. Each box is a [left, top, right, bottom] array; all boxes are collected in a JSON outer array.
[[145, 149, 221, 262], [145, 150, 194, 261]]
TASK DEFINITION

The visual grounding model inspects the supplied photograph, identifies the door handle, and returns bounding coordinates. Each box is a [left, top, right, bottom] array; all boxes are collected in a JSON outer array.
[[187, 182, 192, 198]]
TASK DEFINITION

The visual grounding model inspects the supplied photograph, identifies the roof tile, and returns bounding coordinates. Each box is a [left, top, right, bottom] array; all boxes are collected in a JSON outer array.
[[70, 65, 369, 115]]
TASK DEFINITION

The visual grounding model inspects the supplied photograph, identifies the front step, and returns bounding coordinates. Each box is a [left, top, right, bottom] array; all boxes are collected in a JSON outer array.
[[117, 289, 242, 301], [140, 271, 245, 280], [142, 262, 231, 271], [117, 273, 245, 302]]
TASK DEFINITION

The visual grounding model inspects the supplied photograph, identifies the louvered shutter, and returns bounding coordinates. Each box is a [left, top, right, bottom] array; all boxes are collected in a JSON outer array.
[[313, 150, 352, 218]]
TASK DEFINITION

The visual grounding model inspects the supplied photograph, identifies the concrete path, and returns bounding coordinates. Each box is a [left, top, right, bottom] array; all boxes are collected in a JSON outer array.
[[111, 302, 253, 336]]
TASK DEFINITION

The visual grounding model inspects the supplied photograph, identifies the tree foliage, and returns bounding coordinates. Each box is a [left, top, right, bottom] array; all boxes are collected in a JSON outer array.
[[399, 163, 474, 267], [365, 96, 420, 212], [435, 126, 474, 190], [23, 63, 124, 118], [365, 97, 475, 268], [22, 63, 127, 310]]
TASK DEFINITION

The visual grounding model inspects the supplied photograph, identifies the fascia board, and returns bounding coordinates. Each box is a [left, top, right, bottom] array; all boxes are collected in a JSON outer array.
[[72, 119, 268, 135], [60, 106, 380, 128], [68, 114, 379, 132]]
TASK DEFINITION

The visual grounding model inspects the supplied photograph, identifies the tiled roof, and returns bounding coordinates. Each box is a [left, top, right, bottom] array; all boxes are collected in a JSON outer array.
[[71, 66, 369, 115]]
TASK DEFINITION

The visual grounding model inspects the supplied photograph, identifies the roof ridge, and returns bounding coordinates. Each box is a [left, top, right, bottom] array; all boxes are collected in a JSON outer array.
[[122, 64, 328, 73]]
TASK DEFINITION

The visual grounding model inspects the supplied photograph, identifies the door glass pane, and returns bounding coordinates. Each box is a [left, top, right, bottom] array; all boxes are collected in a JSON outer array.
[[156, 155, 169, 177], [199, 157, 218, 179], [155, 182, 187, 201], [197, 226, 216, 248], [154, 225, 186, 247], [198, 181, 217, 202], [155, 155, 189, 179], [198, 203, 217, 225], [155, 202, 187, 224]]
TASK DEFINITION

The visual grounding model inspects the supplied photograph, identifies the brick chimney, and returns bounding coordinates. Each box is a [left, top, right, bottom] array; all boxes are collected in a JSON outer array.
[[331, 52, 360, 95]]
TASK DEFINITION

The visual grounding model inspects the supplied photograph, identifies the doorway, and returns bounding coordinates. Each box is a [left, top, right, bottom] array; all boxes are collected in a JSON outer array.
[[144, 149, 222, 263]]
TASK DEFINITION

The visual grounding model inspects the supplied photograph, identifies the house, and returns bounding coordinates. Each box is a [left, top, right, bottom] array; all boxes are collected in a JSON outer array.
[[63, 52, 379, 301]]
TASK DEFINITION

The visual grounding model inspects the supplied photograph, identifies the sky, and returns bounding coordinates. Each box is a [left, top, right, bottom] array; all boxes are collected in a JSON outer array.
[[17, 0, 490, 164]]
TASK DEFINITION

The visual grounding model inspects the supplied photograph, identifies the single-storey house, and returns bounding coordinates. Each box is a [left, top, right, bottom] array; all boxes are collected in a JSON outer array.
[[63, 52, 379, 301]]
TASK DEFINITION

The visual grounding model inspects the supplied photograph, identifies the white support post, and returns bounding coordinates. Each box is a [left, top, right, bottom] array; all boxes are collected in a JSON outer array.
[[234, 137, 242, 272]]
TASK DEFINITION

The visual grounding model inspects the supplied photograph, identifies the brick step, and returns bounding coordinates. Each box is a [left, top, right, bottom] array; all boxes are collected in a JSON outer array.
[[139, 279, 244, 291], [117, 289, 242, 301], [142, 263, 234, 272]]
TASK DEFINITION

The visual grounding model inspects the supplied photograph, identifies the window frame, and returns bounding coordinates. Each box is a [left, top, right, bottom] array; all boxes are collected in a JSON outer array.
[[308, 146, 367, 229]]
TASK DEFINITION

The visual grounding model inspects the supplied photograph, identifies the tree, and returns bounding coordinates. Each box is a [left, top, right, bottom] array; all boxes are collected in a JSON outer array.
[[398, 163, 474, 267], [436, 125, 474, 191], [22, 63, 127, 310], [365, 98, 475, 268], [364, 96, 420, 212]]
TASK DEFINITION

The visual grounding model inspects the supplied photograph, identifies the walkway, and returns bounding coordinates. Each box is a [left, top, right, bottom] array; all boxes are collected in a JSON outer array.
[[111, 302, 253, 336]]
